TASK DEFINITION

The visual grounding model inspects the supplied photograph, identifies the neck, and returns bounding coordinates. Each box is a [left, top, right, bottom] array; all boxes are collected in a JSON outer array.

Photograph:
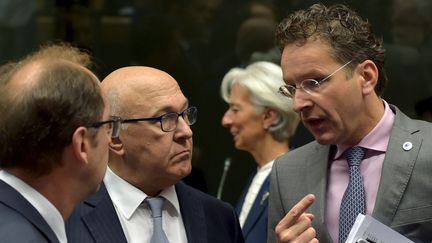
[[346, 96, 385, 145], [250, 136, 289, 167], [7, 168, 78, 220], [109, 162, 166, 197]]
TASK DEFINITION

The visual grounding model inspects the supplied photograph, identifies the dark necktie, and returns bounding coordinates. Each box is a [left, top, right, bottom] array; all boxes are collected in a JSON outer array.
[[339, 146, 367, 243], [146, 197, 169, 243]]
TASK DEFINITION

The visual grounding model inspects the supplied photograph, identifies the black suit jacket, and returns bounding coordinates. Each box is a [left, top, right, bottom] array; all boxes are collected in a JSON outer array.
[[66, 181, 244, 243], [0, 180, 60, 243]]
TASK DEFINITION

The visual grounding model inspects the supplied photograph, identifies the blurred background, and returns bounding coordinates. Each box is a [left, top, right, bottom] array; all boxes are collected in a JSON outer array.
[[1, 0, 431, 205]]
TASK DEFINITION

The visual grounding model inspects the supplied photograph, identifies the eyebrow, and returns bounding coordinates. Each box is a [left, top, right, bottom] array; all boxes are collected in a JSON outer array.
[[154, 101, 190, 115], [285, 69, 322, 85]]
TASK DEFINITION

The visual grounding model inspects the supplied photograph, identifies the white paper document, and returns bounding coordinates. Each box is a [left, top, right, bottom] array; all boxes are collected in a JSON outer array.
[[345, 214, 414, 243]]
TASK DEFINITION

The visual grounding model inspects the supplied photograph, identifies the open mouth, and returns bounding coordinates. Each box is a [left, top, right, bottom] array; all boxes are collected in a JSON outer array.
[[305, 118, 325, 130]]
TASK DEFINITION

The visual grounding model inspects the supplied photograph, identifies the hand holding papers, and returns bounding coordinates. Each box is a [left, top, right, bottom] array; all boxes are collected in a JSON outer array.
[[345, 214, 414, 243]]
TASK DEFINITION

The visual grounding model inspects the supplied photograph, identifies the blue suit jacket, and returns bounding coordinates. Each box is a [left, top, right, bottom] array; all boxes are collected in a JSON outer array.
[[66, 181, 244, 243], [0, 180, 60, 243], [236, 174, 270, 243]]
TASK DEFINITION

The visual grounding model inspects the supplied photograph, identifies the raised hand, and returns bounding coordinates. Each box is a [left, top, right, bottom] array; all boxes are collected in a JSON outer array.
[[275, 194, 318, 243]]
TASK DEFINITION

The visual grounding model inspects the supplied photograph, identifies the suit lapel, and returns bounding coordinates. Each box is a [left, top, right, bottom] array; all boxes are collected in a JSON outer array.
[[176, 182, 207, 243], [0, 180, 60, 243], [235, 173, 254, 214], [242, 176, 270, 237], [81, 184, 128, 243], [306, 144, 329, 224], [306, 143, 333, 242], [372, 108, 420, 226]]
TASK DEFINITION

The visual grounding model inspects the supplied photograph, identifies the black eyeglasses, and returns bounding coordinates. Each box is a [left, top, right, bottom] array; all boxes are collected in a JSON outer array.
[[111, 106, 198, 137], [278, 60, 353, 99], [87, 119, 118, 137]]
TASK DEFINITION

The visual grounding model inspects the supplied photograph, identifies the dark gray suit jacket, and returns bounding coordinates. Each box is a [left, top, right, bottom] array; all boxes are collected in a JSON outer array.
[[0, 180, 60, 243], [268, 106, 432, 243], [66, 181, 244, 243]]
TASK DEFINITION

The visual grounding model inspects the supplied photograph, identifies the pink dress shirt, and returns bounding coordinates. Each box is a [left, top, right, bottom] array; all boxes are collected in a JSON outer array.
[[325, 101, 395, 243]]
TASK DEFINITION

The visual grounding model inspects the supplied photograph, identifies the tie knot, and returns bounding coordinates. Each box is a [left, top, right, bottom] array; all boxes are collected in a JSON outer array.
[[146, 197, 165, 218], [345, 146, 366, 167]]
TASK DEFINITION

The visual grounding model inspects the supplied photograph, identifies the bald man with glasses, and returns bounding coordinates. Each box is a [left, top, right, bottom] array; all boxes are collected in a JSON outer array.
[[66, 66, 244, 243]]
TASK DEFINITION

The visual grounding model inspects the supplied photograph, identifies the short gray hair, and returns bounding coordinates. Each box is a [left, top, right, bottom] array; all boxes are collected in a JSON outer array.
[[220, 61, 299, 141]]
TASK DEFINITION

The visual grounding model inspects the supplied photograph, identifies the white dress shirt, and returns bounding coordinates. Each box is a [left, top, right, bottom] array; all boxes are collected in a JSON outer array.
[[0, 170, 67, 243], [239, 160, 273, 227], [104, 167, 188, 243]]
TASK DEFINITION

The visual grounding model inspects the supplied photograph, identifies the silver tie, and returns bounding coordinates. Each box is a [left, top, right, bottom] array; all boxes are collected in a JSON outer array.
[[339, 146, 367, 243], [146, 197, 169, 243]]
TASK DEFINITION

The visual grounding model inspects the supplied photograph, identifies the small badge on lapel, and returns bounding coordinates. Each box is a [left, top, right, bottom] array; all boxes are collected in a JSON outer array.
[[402, 141, 413, 151], [260, 192, 270, 205]]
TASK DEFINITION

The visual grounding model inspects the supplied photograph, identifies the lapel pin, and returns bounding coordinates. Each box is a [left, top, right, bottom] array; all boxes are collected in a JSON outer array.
[[260, 192, 270, 205], [402, 141, 413, 151]]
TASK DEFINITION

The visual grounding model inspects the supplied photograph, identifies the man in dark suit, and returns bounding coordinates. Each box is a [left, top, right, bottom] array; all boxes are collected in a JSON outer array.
[[268, 3, 432, 243], [0, 43, 113, 243], [66, 66, 244, 243]]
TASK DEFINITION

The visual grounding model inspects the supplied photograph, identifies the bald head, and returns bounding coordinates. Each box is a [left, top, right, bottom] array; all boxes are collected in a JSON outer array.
[[7, 59, 97, 100], [101, 66, 184, 117]]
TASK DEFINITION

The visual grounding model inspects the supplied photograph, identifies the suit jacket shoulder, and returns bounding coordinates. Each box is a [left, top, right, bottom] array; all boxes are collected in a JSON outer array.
[[373, 106, 432, 242], [176, 182, 245, 243], [268, 106, 432, 243], [66, 184, 127, 243], [0, 180, 60, 243], [67, 182, 244, 243]]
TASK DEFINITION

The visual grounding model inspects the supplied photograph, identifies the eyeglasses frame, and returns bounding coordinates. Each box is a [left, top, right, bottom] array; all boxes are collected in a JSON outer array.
[[110, 106, 198, 137], [279, 60, 353, 99], [87, 118, 118, 137]]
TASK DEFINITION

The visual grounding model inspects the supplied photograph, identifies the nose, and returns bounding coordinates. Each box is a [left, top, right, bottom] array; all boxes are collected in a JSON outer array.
[[221, 110, 232, 127], [174, 116, 193, 139], [292, 90, 312, 114]]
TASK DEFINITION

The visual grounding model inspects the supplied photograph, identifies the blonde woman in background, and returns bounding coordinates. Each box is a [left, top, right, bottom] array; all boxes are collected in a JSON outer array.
[[220, 61, 299, 243]]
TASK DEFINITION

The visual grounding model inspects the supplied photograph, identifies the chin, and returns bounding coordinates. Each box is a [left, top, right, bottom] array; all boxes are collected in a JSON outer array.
[[313, 133, 337, 145], [178, 161, 192, 176], [234, 142, 246, 151]]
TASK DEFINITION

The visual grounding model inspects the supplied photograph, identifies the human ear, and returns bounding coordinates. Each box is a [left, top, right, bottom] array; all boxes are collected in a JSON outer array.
[[263, 108, 278, 129], [71, 127, 90, 165], [109, 136, 125, 156], [358, 60, 379, 95]]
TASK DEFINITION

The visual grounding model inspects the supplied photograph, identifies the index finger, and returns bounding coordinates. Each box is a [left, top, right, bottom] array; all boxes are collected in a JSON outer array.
[[277, 194, 315, 228]]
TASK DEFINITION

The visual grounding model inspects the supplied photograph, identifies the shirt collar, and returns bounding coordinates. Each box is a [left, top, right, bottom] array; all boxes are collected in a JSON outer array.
[[104, 167, 180, 219], [334, 100, 395, 159], [257, 160, 274, 173]]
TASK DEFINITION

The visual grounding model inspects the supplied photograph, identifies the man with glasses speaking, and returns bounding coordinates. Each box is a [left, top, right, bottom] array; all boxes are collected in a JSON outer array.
[[66, 66, 244, 243], [268, 3, 432, 243]]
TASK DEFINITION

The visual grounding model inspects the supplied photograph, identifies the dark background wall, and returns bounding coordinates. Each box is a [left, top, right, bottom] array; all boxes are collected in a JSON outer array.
[[1, 0, 431, 206]]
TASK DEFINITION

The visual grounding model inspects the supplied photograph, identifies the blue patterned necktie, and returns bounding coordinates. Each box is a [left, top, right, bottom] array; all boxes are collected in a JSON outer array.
[[146, 197, 169, 243], [339, 146, 367, 243]]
